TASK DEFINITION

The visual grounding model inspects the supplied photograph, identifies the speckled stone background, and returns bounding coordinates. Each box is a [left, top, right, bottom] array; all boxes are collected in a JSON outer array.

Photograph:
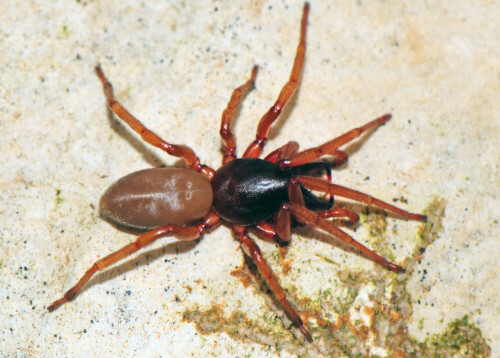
[[1, 0, 498, 357]]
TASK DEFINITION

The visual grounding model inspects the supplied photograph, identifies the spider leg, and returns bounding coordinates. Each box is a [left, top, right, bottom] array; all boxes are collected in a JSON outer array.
[[47, 210, 221, 312], [282, 202, 405, 272], [263, 141, 299, 163], [267, 146, 347, 171], [243, 3, 309, 158], [220, 66, 258, 164], [279, 114, 391, 169], [290, 159, 338, 201], [274, 176, 309, 242], [296, 176, 427, 221], [95, 65, 215, 179], [326, 150, 348, 167], [276, 208, 292, 242], [266, 143, 347, 203], [317, 208, 360, 224], [253, 221, 279, 242], [232, 224, 312, 342], [274, 180, 361, 242]]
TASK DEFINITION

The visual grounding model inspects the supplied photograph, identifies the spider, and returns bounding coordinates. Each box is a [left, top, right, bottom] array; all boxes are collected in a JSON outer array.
[[48, 3, 426, 342]]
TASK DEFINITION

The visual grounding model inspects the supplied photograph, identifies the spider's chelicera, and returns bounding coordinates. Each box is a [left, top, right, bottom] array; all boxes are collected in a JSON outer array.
[[48, 3, 426, 342]]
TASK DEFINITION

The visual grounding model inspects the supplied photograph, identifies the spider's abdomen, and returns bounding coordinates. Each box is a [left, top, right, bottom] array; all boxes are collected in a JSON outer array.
[[100, 168, 213, 230], [211, 158, 291, 225]]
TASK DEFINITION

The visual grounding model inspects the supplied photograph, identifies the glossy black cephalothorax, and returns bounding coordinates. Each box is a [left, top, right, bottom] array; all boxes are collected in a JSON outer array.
[[211, 158, 333, 225], [212, 158, 292, 225]]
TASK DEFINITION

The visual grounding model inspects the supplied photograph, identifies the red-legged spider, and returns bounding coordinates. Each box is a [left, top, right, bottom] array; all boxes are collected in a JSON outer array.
[[48, 3, 426, 342]]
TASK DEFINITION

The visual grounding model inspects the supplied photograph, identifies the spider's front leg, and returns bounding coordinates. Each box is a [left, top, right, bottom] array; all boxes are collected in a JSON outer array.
[[265, 142, 348, 169], [296, 176, 427, 222], [232, 224, 313, 342], [220, 66, 258, 164], [278, 114, 391, 169], [243, 3, 309, 158]]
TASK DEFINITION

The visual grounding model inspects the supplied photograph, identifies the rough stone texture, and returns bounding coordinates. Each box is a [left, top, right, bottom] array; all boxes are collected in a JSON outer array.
[[1, 0, 498, 356]]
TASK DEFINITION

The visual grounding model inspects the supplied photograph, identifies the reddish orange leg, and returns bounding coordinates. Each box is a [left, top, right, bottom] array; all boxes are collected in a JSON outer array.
[[327, 150, 348, 167], [220, 66, 258, 164], [266, 142, 333, 205], [263, 141, 299, 163], [266, 145, 346, 172], [232, 224, 312, 342], [243, 3, 309, 158], [253, 221, 279, 243], [275, 177, 307, 241], [276, 207, 292, 242], [283, 202, 404, 272], [317, 208, 360, 224], [48, 211, 221, 312], [279, 114, 391, 169], [95, 65, 215, 179], [266, 144, 347, 203], [296, 176, 427, 221]]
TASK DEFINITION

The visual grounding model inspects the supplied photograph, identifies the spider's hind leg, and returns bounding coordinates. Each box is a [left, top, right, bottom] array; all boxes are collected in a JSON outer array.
[[281, 202, 405, 272], [95, 65, 215, 179]]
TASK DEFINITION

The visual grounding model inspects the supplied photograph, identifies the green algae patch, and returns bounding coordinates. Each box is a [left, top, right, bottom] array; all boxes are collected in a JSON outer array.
[[363, 209, 389, 238], [417, 198, 446, 251], [182, 304, 305, 350], [55, 188, 64, 205], [419, 315, 491, 357], [362, 209, 394, 261], [182, 305, 251, 338], [403, 198, 446, 277]]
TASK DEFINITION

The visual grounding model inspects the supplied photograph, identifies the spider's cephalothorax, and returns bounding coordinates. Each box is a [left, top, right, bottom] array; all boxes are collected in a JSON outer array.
[[48, 3, 426, 342], [212, 158, 292, 225]]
